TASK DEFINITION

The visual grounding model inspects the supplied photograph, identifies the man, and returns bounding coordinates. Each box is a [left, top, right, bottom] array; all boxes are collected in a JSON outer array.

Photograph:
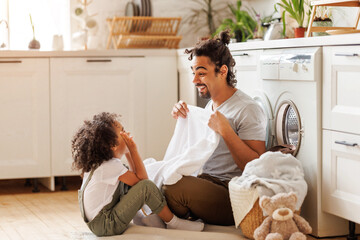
[[162, 30, 267, 226]]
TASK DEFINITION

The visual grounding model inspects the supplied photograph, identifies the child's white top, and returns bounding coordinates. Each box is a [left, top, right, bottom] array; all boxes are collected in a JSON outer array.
[[82, 158, 128, 221]]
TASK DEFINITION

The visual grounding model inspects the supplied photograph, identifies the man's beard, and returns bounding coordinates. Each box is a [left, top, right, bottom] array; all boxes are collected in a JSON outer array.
[[199, 91, 211, 99], [196, 84, 211, 99]]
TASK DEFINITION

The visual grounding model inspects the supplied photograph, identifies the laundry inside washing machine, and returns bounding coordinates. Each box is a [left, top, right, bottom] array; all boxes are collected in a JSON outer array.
[[275, 100, 302, 156]]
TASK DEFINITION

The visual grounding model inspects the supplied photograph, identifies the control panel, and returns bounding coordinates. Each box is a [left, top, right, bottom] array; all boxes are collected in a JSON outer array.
[[260, 47, 321, 81]]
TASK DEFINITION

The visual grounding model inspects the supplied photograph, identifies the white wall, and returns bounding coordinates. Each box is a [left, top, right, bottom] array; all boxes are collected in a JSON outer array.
[[51, 0, 360, 50], [69, 0, 278, 49]]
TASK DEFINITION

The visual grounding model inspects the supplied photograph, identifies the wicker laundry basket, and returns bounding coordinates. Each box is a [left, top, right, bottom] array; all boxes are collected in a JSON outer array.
[[239, 198, 301, 239]]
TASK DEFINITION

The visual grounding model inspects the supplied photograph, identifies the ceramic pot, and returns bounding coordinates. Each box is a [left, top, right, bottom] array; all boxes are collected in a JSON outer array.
[[28, 39, 40, 49], [312, 21, 332, 36], [294, 27, 306, 38]]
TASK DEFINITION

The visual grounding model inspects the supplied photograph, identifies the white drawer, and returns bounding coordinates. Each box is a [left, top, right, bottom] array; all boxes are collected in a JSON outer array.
[[323, 46, 360, 134], [322, 130, 360, 224], [232, 50, 262, 67]]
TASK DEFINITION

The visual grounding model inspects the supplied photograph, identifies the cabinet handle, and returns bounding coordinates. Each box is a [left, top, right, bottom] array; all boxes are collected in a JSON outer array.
[[0, 60, 22, 63], [334, 53, 359, 57], [232, 53, 249, 56], [335, 140, 358, 147], [86, 59, 112, 63]]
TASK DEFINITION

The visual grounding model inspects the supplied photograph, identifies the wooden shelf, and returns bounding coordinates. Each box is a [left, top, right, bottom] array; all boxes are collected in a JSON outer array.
[[307, 0, 360, 37], [106, 17, 182, 49]]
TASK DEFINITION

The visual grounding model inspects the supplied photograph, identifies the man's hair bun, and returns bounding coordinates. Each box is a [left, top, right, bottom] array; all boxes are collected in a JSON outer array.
[[219, 30, 231, 45]]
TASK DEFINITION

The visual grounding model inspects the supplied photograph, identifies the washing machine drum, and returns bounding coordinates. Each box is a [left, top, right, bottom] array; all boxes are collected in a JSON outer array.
[[275, 100, 302, 156]]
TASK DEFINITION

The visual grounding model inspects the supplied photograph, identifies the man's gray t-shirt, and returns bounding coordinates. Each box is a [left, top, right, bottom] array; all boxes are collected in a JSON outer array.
[[202, 89, 267, 181]]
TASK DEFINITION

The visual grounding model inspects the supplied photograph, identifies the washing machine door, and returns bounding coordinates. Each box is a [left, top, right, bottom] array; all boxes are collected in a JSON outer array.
[[252, 90, 274, 150], [274, 100, 302, 156]]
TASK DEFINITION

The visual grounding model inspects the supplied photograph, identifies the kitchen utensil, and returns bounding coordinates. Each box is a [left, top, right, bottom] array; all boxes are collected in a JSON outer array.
[[134, 0, 145, 16], [125, 1, 138, 16], [263, 19, 284, 41], [148, 0, 152, 16]]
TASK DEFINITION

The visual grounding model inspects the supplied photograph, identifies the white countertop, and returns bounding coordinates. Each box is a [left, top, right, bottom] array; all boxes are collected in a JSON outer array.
[[1, 34, 359, 58], [229, 33, 360, 51], [0, 49, 177, 58], [177, 33, 360, 56]]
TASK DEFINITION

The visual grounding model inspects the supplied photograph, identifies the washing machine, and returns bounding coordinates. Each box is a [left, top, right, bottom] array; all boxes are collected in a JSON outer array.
[[233, 50, 274, 150], [257, 47, 350, 237]]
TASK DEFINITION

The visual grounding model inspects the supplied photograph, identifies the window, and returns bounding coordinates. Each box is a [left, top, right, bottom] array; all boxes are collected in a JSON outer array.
[[1, 0, 70, 50], [0, 0, 9, 49]]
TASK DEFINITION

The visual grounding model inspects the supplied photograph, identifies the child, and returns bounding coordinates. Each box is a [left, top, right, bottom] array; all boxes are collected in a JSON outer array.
[[71, 112, 204, 236]]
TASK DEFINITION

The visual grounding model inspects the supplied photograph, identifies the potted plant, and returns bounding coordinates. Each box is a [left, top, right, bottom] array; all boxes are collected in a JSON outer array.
[[214, 0, 257, 42], [275, 0, 312, 38], [182, 0, 230, 38], [28, 14, 40, 49], [312, 6, 332, 36]]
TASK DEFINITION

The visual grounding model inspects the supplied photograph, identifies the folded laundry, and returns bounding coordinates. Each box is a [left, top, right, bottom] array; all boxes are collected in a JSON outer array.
[[144, 105, 220, 189], [229, 151, 308, 228]]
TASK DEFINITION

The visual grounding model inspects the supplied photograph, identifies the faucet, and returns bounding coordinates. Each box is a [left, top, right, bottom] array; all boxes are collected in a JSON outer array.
[[0, 19, 9, 49]]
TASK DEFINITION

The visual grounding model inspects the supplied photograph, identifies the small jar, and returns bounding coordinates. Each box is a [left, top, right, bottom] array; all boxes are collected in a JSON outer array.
[[312, 20, 332, 36]]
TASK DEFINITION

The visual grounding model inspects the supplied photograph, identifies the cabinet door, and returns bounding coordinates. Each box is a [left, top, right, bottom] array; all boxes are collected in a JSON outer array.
[[323, 46, 360, 135], [145, 56, 177, 161], [322, 130, 360, 224], [177, 54, 197, 106], [233, 50, 262, 95], [0, 58, 50, 179], [50, 57, 146, 176]]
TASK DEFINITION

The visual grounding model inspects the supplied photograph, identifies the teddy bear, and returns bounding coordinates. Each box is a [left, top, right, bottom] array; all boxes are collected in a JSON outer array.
[[253, 192, 312, 240]]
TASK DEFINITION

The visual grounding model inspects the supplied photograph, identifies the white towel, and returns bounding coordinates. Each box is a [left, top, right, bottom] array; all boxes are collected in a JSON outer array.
[[144, 105, 220, 189], [229, 151, 308, 228], [228, 183, 259, 228]]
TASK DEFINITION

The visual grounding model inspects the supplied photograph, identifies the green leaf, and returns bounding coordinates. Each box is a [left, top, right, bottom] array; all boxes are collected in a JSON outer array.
[[282, 10, 286, 36], [237, 0, 242, 10]]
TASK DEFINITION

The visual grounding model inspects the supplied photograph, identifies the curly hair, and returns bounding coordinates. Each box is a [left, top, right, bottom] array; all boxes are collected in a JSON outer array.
[[185, 30, 237, 88], [71, 112, 121, 173]]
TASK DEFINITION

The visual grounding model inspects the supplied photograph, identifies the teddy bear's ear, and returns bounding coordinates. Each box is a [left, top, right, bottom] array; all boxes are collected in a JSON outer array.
[[259, 195, 271, 208], [288, 192, 298, 203]]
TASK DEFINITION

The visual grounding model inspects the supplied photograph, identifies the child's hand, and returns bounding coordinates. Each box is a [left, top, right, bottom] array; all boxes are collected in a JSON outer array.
[[120, 132, 137, 152]]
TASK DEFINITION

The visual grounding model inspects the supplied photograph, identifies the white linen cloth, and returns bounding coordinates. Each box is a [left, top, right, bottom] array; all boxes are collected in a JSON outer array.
[[229, 151, 308, 228], [144, 105, 220, 189]]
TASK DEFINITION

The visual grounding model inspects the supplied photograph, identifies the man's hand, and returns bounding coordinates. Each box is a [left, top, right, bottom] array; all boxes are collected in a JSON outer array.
[[208, 111, 232, 136], [171, 100, 189, 119]]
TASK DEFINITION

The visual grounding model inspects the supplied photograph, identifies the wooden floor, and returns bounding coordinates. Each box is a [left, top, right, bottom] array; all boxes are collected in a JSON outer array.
[[0, 179, 351, 240], [0, 177, 95, 240]]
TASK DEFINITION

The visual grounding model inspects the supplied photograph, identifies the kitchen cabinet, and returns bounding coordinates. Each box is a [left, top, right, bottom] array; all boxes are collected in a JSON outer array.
[[0, 53, 177, 189], [323, 46, 360, 135], [322, 130, 360, 224], [177, 53, 197, 106], [51, 56, 177, 177], [0, 58, 51, 179], [50, 57, 147, 176], [322, 46, 360, 224], [232, 50, 262, 95]]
